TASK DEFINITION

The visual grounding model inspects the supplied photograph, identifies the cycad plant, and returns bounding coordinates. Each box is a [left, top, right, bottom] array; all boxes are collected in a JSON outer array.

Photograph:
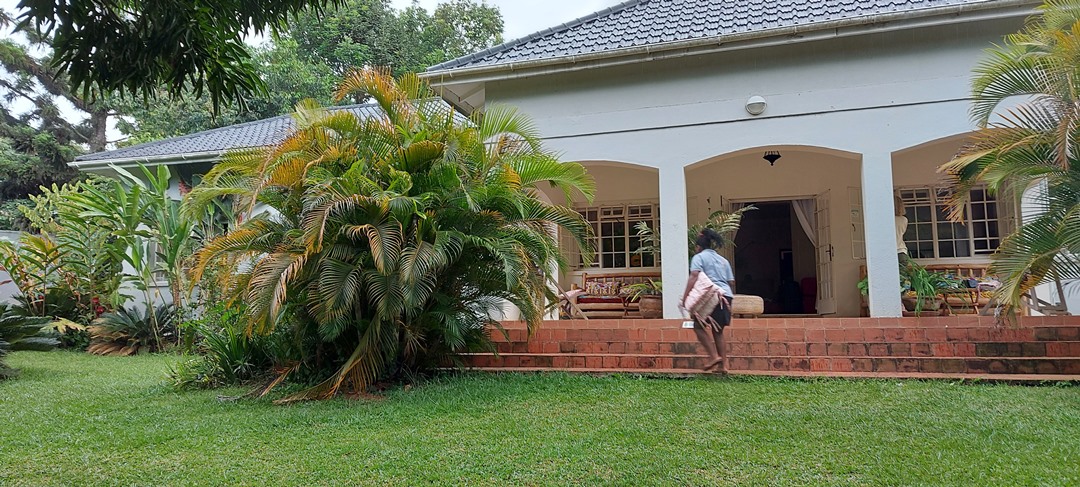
[[942, 0, 1080, 313], [188, 67, 595, 401], [0, 303, 57, 379]]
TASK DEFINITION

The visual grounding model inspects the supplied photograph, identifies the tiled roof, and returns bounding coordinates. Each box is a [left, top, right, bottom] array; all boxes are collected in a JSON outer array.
[[75, 103, 385, 163], [428, 0, 1002, 71]]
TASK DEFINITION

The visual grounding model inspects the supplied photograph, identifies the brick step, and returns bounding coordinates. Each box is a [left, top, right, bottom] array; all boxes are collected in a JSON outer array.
[[457, 367, 1080, 383], [493, 341, 701, 355], [461, 367, 712, 376], [730, 341, 1080, 358], [726, 356, 1080, 374], [463, 353, 714, 370], [733, 370, 1080, 383], [726, 326, 1080, 344]]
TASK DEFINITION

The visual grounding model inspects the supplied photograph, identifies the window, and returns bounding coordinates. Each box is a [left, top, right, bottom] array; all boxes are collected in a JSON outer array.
[[897, 187, 1002, 259], [570, 203, 659, 269]]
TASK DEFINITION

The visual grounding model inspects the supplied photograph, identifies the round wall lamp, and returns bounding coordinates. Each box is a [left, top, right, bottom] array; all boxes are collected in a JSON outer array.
[[745, 95, 767, 116]]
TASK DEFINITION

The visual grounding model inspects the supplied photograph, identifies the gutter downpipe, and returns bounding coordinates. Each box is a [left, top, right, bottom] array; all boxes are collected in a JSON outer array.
[[422, 0, 1036, 88]]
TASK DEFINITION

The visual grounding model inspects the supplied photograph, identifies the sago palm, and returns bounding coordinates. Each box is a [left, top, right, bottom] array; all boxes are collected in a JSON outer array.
[[188, 67, 595, 401], [942, 0, 1080, 312]]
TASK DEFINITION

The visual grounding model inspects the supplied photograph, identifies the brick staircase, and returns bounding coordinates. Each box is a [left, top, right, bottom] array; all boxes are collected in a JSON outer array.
[[463, 316, 1080, 380]]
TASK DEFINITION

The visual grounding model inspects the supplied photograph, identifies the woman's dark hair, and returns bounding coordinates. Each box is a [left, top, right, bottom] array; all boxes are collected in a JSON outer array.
[[695, 228, 723, 250]]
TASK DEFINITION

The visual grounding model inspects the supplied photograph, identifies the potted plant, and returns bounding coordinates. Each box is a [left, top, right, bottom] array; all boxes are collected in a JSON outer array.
[[901, 262, 950, 315], [623, 279, 663, 318]]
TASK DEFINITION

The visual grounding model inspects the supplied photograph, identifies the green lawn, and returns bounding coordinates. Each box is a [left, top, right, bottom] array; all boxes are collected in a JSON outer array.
[[1, 352, 1078, 486]]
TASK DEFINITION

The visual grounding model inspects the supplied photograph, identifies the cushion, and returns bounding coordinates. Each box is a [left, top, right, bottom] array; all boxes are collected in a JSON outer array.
[[577, 296, 624, 304], [584, 281, 620, 296]]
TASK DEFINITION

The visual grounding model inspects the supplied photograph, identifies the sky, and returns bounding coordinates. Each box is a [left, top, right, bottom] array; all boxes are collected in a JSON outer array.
[[390, 0, 623, 41]]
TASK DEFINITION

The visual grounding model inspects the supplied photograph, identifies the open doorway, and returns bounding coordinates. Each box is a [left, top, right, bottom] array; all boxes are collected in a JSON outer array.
[[733, 200, 819, 315]]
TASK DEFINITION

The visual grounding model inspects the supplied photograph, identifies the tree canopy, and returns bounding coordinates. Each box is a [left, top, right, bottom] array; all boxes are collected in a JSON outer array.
[[12, 0, 342, 111]]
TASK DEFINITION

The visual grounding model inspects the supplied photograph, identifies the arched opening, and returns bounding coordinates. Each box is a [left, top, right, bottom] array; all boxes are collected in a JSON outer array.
[[686, 146, 863, 317], [536, 161, 661, 316]]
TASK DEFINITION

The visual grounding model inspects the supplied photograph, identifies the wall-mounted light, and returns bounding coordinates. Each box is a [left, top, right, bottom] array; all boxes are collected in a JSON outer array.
[[763, 151, 781, 166], [745, 95, 767, 115]]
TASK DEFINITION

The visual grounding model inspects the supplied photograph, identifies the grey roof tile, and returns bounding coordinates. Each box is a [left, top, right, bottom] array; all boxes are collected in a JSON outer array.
[[428, 0, 1002, 71], [76, 104, 385, 163]]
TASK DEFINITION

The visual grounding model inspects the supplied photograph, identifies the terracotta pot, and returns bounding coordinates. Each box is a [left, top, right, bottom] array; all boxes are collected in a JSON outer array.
[[638, 295, 663, 319], [902, 296, 941, 312]]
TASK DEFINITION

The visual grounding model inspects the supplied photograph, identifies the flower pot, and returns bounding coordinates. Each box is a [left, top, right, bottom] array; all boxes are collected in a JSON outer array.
[[638, 295, 663, 319], [902, 296, 941, 313]]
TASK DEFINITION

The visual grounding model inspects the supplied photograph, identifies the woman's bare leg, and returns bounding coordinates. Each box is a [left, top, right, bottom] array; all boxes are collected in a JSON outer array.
[[711, 328, 727, 373], [693, 325, 721, 370]]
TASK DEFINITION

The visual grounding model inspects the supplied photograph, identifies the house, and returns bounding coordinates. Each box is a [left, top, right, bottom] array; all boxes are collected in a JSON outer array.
[[75, 0, 1067, 319], [420, 0, 1049, 319]]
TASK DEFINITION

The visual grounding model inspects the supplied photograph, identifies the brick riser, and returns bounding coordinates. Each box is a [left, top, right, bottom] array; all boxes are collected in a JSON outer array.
[[460, 317, 1080, 377]]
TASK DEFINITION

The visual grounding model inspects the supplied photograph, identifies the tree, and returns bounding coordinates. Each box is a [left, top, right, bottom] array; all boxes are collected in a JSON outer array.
[[116, 1, 504, 144], [290, 0, 503, 77], [188, 67, 594, 401], [11, 0, 342, 111], [0, 15, 104, 208], [114, 39, 339, 145], [942, 0, 1080, 313]]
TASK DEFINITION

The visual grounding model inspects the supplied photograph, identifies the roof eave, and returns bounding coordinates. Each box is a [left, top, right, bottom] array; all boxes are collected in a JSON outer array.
[[69, 150, 229, 171], [421, 0, 1037, 86]]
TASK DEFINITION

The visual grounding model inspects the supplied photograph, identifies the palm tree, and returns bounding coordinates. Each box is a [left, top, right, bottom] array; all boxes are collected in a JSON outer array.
[[941, 0, 1080, 313], [188, 67, 595, 401]]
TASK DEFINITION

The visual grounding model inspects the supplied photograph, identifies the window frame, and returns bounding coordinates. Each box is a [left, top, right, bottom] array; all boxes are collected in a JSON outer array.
[[896, 185, 1001, 263], [569, 201, 661, 271]]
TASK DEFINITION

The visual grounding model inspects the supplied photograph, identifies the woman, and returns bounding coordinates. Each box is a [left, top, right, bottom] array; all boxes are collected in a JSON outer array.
[[681, 228, 735, 372]]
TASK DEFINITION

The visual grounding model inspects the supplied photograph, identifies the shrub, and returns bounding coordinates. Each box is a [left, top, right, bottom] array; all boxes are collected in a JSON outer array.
[[0, 303, 57, 379], [87, 305, 176, 356]]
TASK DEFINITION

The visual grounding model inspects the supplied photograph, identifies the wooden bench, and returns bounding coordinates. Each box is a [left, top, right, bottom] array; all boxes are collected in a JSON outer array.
[[569, 271, 660, 319]]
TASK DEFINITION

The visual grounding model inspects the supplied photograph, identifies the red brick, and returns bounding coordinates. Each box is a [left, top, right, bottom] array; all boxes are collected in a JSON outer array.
[[864, 328, 886, 342], [1059, 327, 1080, 340], [806, 329, 826, 342], [1036, 362, 1059, 374], [657, 342, 674, 354], [851, 358, 874, 372], [768, 328, 787, 342], [640, 342, 659, 354], [897, 359, 920, 372], [903, 329, 924, 342], [845, 328, 864, 341], [1061, 360, 1080, 374], [728, 329, 750, 342], [617, 356, 637, 368], [749, 329, 769, 342], [924, 328, 948, 342], [868, 344, 889, 357], [1022, 343, 1047, 357], [967, 328, 990, 342], [931, 343, 953, 357], [1046, 342, 1071, 357], [885, 328, 906, 341], [791, 359, 811, 371], [788, 342, 808, 356], [785, 328, 806, 342], [750, 343, 768, 356], [910, 343, 931, 357], [585, 356, 602, 369], [808, 343, 827, 356], [810, 358, 831, 371], [889, 343, 911, 356], [602, 356, 620, 368], [987, 360, 1009, 374], [919, 358, 943, 373], [954, 343, 976, 357], [827, 343, 849, 356], [967, 359, 990, 373], [728, 357, 750, 370], [940, 359, 966, 373], [770, 358, 791, 371], [748, 357, 770, 370], [946, 327, 968, 342], [825, 329, 845, 342], [873, 358, 897, 372], [848, 343, 868, 357], [1034, 328, 1058, 341], [831, 358, 854, 372], [768, 343, 787, 356]]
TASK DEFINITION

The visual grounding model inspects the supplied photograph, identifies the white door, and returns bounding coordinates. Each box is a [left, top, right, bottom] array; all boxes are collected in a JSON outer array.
[[815, 190, 836, 314]]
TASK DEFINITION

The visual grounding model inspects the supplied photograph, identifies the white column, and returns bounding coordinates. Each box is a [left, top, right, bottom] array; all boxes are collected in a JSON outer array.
[[860, 152, 903, 317], [659, 165, 690, 319]]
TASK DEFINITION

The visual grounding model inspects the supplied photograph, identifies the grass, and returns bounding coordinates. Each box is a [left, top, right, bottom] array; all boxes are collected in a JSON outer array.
[[1, 352, 1079, 486]]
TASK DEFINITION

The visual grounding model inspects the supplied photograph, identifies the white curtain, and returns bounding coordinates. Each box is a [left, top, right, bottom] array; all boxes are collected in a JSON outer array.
[[792, 199, 817, 247]]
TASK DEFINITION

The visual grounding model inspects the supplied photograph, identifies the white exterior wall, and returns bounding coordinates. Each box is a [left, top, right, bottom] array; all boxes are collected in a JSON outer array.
[[471, 17, 1026, 317]]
